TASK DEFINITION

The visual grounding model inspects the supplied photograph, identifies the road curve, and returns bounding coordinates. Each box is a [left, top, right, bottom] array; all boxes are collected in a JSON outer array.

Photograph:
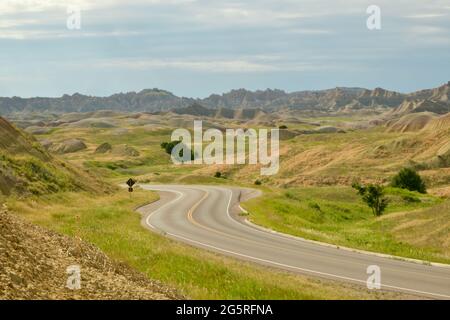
[[137, 184, 450, 299]]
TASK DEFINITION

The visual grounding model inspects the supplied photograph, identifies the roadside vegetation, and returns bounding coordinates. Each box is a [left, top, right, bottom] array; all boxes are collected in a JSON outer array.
[[161, 140, 195, 162], [6, 189, 412, 300], [391, 168, 427, 194], [242, 186, 449, 264], [352, 183, 388, 216]]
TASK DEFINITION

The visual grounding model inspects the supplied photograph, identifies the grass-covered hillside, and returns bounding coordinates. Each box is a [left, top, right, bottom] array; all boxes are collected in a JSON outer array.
[[0, 117, 111, 197]]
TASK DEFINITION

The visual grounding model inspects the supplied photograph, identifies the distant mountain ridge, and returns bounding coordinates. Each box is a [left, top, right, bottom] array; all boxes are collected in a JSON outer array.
[[1, 82, 449, 115]]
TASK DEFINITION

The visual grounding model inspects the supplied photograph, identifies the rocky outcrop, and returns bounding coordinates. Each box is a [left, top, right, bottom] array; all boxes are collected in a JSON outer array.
[[112, 144, 140, 157], [49, 139, 87, 154], [95, 142, 112, 154]]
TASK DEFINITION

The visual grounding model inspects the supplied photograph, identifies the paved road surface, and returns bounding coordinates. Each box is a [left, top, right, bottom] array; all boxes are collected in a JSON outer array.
[[138, 184, 450, 299]]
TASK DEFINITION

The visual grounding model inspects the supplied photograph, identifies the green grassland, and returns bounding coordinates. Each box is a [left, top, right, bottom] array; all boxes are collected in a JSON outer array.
[[242, 186, 450, 264], [5, 189, 411, 300]]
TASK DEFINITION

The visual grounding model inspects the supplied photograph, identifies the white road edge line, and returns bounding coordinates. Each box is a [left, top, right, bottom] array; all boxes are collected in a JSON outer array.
[[164, 231, 450, 299], [223, 187, 450, 269], [142, 187, 184, 231], [227, 191, 450, 281], [142, 185, 450, 299]]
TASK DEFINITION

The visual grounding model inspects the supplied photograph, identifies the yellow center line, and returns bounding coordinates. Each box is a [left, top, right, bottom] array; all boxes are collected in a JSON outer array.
[[183, 187, 450, 281], [185, 189, 372, 267]]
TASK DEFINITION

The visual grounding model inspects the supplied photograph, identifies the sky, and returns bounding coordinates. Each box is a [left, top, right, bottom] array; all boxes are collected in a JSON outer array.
[[0, 0, 449, 98]]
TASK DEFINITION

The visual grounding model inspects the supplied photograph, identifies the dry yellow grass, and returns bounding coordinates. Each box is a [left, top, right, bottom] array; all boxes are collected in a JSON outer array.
[[384, 201, 450, 261]]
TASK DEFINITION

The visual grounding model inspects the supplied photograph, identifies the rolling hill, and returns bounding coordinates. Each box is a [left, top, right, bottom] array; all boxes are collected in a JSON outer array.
[[0, 116, 109, 196]]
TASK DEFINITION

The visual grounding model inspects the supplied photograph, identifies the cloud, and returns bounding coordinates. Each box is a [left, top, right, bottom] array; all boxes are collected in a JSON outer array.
[[410, 26, 447, 35], [405, 13, 447, 19], [0, 0, 91, 14], [0, 0, 449, 98], [0, 28, 147, 40], [2, 0, 449, 38], [95, 58, 279, 73], [0, 0, 195, 15], [0, 18, 39, 28], [87, 56, 332, 73], [287, 28, 333, 35], [405, 25, 450, 47]]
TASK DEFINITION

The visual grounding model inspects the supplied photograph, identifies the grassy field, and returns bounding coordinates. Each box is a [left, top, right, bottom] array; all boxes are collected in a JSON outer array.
[[242, 186, 450, 264], [6, 189, 413, 300]]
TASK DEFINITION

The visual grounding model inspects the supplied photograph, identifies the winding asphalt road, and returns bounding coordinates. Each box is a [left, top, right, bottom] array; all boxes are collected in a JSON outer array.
[[137, 184, 450, 299]]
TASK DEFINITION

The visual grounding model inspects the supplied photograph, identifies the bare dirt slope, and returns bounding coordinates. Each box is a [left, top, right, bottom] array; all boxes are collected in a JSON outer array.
[[386, 112, 437, 133], [0, 209, 181, 300]]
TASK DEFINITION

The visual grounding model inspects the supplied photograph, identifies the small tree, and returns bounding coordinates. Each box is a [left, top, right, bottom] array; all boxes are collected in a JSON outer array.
[[214, 171, 222, 178], [352, 183, 388, 217], [161, 141, 180, 155], [161, 140, 194, 161], [391, 168, 426, 194]]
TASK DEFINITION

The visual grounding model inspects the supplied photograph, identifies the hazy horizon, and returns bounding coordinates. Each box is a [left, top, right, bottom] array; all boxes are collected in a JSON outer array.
[[1, 80, 450, 100]]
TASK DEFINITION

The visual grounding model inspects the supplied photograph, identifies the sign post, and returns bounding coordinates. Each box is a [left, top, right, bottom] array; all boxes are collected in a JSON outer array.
[[126, 178, 136, 198]]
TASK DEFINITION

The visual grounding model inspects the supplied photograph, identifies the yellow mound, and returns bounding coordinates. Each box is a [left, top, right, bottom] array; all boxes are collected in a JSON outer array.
[[423, 113, 450, 132], [386, 112, 437, 133]]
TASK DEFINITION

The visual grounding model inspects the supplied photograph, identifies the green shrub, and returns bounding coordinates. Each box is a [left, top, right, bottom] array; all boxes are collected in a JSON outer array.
[[352, 183, 388, 216], [161, 140, 194, 161], [285, 191, 301, 201], [391, 168, 426, 194], [402, 195, 420, 203], [308, 202, 322, 212]]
